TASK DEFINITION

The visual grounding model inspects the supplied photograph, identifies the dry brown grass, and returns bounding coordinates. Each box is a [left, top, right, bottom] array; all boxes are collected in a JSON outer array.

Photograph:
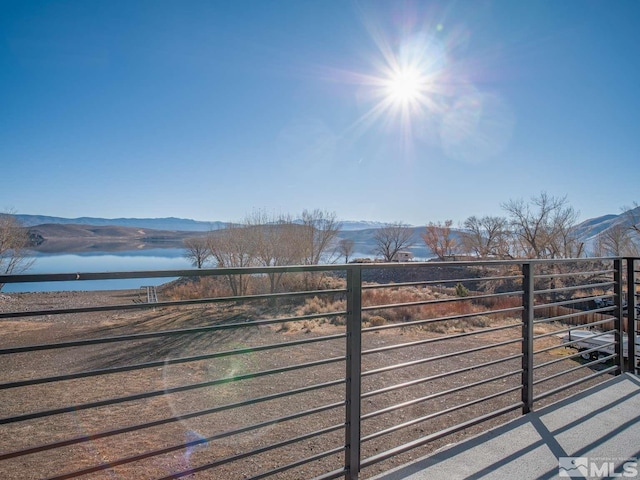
[[224, 281, 534, 338]]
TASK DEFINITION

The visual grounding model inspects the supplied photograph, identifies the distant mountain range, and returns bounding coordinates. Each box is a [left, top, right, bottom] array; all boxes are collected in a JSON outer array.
[[16, 215, 390, 233], [16, 208, 639, 256], [572, 207, 639, 242], [17, 215, 412, 254], [26, 223, 201, 253], [16, 215, 226, 232]]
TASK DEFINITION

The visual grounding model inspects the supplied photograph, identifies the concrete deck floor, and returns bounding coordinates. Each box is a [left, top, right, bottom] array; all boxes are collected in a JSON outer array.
[[371, 373, 640, 480]]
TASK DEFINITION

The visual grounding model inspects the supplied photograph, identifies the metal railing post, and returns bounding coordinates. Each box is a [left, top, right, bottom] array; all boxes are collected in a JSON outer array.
[[521, 262, 534, 414], [345, 266, 362, 480], [613, 259, 624, 374], [626, 258, 637, 374]]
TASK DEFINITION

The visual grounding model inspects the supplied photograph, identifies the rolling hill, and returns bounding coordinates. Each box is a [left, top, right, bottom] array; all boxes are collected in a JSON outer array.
[[16, 215, 224, 232], [27, 224, 206, 253], [17, 207, 640, 256]]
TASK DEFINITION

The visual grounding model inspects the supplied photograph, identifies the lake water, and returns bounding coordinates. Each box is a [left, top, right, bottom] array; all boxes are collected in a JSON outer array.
[[3, 249, 433, 293], [3, 249, 194, 293]]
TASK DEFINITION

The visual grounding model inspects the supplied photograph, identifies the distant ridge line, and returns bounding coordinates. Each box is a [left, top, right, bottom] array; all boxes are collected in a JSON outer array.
[[15, 207, 640, 241], [14, 214, 397, 232]]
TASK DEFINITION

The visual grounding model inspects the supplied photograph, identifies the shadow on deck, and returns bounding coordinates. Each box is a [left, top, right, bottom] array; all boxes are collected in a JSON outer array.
[[373, 374, 640, 480]]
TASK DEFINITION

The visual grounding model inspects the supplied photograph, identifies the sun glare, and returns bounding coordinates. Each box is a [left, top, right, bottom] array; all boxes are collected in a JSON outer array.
[[337, 17, 455, 151], [385, 67, 423, 104], [334, 9, 513, 162], [355, 32, 447, 139]]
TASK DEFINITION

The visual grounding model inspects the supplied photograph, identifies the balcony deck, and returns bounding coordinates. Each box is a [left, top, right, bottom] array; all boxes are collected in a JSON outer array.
[[373, 373, 640, 480]]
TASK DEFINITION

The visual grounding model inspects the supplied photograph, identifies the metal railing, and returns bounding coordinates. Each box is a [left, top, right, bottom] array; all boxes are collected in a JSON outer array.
[[0, 258, 637, 479]]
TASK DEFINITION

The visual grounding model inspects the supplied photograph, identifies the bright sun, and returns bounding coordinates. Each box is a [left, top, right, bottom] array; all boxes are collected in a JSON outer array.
[[385, 67, 423, 104], [344, 28, 448, 144]]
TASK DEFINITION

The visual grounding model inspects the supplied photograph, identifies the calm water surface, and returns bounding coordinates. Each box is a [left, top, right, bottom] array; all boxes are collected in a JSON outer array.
[[4, 249, 193, 292], [4, 249, 433, 293]]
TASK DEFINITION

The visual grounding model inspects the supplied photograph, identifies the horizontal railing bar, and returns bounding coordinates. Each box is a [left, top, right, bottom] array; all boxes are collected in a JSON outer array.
[[311, 468, 348, 480], [533, 365, 618, 402], [364, 353, 522, 398], [361, 385, 522, 443], [250, 442, 346, 480], [362, 369, 522, 420], [534, 281, 614, 296], [362, 307, 523, 333], [247, 447, 344, 480], [533, 323, 615, 341], [363, 323, 521, 356], [0, 260, 455, 286], [362, 274, 524, 290], [357, 258, 619, 268], [534, 344, 615, 370], [362, 290, 523, 312], [534, 269, 614, 279], [534, 355, 616, 385], [0, 258, 622, 287], [1, 379, 346, 461], [0, 264, 354, 284], [533, 320, 615, 340], [0, 333, 346, 390], [359, 402, 523, 470], [363, 354, 522, 399], [0, 355, 345, 425], [151, 425, 346, 480], [533, 295, 614, 311], [0, 287, 347, 320], [0, 311, 347, 355], [534, 329, 615, 354], [49, 420, 346, 480], [0, 298, 172, 319], [533, 309, 615, 327], [361, 338, 523, 379], [574, 305, 616, 315], [52, 403, 344, 476]]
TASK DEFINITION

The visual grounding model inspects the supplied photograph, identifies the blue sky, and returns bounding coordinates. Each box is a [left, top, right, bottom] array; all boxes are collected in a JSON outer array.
[[1, 0, 638, 226]]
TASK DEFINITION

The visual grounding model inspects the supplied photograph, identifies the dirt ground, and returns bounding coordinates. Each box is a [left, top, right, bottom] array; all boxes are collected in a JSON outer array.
[[0, 290, 613, 480]]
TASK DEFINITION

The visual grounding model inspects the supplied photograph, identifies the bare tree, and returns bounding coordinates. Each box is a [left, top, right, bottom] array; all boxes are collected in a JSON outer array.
[[183, 236, 211, 268], [502, 193, 582, 304], [207, 226, 255, 296], [244, 210, 302, 293], [372, 222, 415, 262], [502, 192, 579, 259], [460, 215, 511, 258], [549, 206, 584, 259], [594, 224, 639, 257], [205, 209, 342, 294], [299, 209, 342, 265], [337, 238, 355, 263], [421, 220, 459, 260], [0, 212, 34, 291]]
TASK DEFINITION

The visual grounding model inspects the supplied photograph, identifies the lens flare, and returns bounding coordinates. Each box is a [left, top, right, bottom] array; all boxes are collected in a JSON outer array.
[[308, 5, 514, 162], [339, 26, 451, 156]]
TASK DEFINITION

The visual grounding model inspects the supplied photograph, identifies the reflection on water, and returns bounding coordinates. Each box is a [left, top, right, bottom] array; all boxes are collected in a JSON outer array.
[[4, 249, 193, 293]]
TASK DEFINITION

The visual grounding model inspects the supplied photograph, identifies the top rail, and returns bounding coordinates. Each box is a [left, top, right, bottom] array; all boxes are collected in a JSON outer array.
[[0, 257, 626, 284]]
